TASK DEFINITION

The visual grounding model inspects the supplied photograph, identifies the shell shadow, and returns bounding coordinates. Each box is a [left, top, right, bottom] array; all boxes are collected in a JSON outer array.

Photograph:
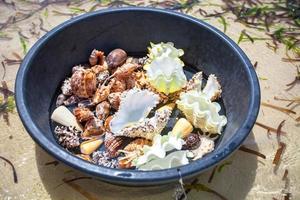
[[36, 132, 258, 200], [35, 145, 174, 200]]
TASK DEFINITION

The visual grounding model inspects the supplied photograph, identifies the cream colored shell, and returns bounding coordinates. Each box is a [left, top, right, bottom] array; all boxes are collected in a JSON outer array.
[[177, 90, 227, 134], [110, 88, 159, 134]]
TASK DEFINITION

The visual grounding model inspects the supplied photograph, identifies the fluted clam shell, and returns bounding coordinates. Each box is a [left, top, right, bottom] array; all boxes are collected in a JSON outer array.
[[144, 42, 187, 94], [134, 131, 185, 167], [145, 57, 187, 94], [138, 151, 189, 171], [110, 88, 159, 133], [176, 90, 227, 134], [147, 42, 184, 60]]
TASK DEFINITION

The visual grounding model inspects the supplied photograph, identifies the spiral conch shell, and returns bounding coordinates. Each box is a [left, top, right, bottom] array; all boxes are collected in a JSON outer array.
[[144, 42, 187, 94], [70, 69, 97, 98], [177, 72, 226, 134], [110, 88, 160, 134]]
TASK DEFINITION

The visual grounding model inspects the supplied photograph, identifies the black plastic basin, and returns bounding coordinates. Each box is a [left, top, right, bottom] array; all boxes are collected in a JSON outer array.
[[15, 7, 260, 186]]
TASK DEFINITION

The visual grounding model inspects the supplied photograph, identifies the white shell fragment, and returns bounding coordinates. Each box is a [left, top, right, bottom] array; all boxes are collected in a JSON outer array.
[[186, 71, 203, 92], [185, 72, 221, 101], [176, 91, 227, 134], [191, 135, 215, 160], [110, 88, 159, 133], [134, 132, 185, 167], [51, 106, 83, 131], [138, 151, 189, 171], [144, 42, 187, 94], [202, 74, 222, 101], [113, 105, 172, 140]]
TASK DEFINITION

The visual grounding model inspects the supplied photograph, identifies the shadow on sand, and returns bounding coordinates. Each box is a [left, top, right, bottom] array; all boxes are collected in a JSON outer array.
[[36, 132, 259, 200]]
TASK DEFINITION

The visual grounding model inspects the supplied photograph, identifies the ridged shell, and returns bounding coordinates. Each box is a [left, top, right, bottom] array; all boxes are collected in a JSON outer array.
[[176, 90, 227, 134], [113, 104, 172, 140], [83, 118, 105, 137], [144, 42, 187, 94], [110, 88, 159, 133], [202, 74, 222, 101], [73, 107, 94, 122], [138, 151, 189, 171], [134, 131, 185, 167], [104, 132, 132, 158], [185, 73, 222, 101], [70, 69, 96, 98], [185, 71, 202, 92]]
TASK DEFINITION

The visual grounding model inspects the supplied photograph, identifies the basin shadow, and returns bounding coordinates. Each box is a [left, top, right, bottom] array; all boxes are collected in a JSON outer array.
[[36, 132, 259, 200], [188, 131, 259, 199]]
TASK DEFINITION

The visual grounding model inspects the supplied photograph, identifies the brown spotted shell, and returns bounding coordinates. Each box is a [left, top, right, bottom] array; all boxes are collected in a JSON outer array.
[[89, 49, 105, 66], [104, 132, 132, 158], [118, 138, 151, 169], [110, 78, 126, 93], [93, 84, 111, 104], [91, 64, 108, 75], [107, 92, 121, 110], [83, 117, 105, 137], [134, 71, 148, 89], [64, 95, 80, 106], [73, 107, 94, 122], [70, 69, 97, 98], [125, 74, 136, 90], [96, 101, 110, 120], [104, 115, 113, 131], [124, 138, 152, 152]]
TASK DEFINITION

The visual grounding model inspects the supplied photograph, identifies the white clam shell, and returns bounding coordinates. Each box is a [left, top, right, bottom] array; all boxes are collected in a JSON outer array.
[[146, 56, 187, 94], [144, 42, 187, 94], [176, 90, 227, 134], [134, 132, 185, 167], [110, 88, 159, 133], [147, 42, 184, 59], [138, 151, 189, 171]]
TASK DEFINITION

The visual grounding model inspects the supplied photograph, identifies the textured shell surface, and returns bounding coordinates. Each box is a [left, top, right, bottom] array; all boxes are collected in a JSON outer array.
[[110, 88, 159, 133], [144, 42, 187, 94], [185, 71, 203, 92], [113, 104, 172, 140], [191, 135, 215, 160], [176, 90, 227, 134], [134, 131, 185, 167], [202, 74, 222, 101], [138, 150, 189, 171], [70, 69, 97, 98], [147, 42, 184, 59]]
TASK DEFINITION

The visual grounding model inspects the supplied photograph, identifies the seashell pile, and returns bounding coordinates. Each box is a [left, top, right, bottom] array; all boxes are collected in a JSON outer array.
[[50, 42, 227, 170]]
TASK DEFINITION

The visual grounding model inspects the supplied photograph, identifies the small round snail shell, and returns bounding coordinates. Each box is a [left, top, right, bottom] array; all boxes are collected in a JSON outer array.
[[106, 48, 127, 69], [182, 133, 201, 150], [70, 69, 97, 98]]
